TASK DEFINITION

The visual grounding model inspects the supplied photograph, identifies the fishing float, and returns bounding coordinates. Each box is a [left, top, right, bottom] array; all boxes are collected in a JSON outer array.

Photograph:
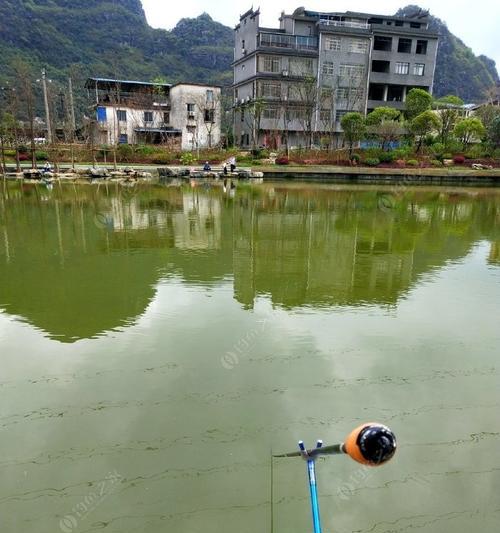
[[273, 423, 397, 533]]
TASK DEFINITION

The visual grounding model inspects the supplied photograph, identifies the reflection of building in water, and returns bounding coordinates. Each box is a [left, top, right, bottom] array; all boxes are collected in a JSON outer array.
[[172, 194, 221, 250], [105, 193, 221, 251], [489, 242, 500, 264], [233, 201, 415, 308]]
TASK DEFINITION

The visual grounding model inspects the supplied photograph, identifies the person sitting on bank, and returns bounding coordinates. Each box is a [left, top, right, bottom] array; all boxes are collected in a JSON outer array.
[[229, 156, 236, 173], [43, 161, 52, 174], [203, 161, 211, 172], [223, 162, 228, 175]]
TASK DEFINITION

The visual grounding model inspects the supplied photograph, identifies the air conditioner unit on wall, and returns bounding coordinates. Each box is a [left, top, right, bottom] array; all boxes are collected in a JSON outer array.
[[282, 70, 289, 77]]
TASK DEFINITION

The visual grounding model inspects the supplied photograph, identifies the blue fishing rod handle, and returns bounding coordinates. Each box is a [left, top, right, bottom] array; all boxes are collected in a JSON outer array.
[[307, 459, 322, 533]]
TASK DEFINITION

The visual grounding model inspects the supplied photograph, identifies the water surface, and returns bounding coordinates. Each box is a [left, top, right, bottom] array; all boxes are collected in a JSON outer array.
[[0, 182, 499, 533]]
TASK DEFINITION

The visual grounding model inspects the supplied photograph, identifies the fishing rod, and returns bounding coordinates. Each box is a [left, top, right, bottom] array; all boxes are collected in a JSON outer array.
[[273, 423, 397, 533]]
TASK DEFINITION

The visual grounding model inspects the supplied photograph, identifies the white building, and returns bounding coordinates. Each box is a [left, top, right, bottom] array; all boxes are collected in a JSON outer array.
[[86, 78, 222, 150]]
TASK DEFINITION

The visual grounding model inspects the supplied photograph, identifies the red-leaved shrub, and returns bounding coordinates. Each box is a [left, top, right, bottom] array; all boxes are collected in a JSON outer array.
[[275, 156, 289, 165], [453, 155, 465, 165]]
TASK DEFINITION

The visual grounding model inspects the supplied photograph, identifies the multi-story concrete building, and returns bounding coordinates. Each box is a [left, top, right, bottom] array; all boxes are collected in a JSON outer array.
[[233, 7, 439, 148], [86, 78, 222, 150]]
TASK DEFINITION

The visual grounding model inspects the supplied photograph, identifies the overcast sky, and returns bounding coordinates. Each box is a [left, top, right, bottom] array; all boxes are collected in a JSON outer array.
[[141, 0, 500, 70]]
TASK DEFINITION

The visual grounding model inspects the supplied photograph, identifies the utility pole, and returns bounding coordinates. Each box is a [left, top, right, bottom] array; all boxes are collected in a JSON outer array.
[[68, 76, 76, 135], [42, 68, 52, 144]]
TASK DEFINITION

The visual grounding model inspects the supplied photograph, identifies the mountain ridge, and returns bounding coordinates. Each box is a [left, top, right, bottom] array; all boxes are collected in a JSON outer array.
[[0, 1, 497, 114]]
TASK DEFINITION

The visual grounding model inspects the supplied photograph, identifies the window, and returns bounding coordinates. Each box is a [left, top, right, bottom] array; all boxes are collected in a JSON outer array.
[[325, 36, 341, 51], [398, 38, 412, 53], [395, 62, 409, 75], [262, 107, 280, 119], [410, 22, 421, 29], [289, 58, 314, 76], [242, 39, 246, 51], [336, 110, 348, 122], [144, 111, 153, 123], [320, 109, 331, 122], [338, 87, 364, 100], [204, 109, 215, 123], [416, 40, 428, 55], [163, 112, 170, 124], [187, 125, 196, 133], [260, 56, 281, 73], [374, 36, 392, 51], [322, 61, 335, 75], [206, 90, 214, 102], [117, 110, 127, 122], [413, 63, 425, 76], [240, 109, 244, 122], [97, 107, 107, 122], [339, 64, 365, 78], [286, 108, 306, 121], [395, 20, 403, 27], [118, 134, 128, 144], [372, 60, 390, 73], [321, 87, 334, 99], [187, 103, 195, 119], [260, 82, 281, 98], [348, 39, 368, 54]]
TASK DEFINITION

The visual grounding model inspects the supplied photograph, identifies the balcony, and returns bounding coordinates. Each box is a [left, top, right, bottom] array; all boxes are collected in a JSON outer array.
[[319, 19, 370, 30], [258, 32, 318, 52]]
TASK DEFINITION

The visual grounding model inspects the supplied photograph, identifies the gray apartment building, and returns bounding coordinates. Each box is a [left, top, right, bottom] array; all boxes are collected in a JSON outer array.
[[233, 7, 439, 148]]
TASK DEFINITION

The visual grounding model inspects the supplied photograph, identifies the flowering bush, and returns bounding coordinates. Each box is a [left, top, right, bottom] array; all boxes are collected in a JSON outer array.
[[275, 156, 289, 165], [453, 155, 466, 164]]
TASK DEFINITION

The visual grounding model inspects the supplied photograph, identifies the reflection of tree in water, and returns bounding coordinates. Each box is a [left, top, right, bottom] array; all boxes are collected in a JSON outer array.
[[0, 183, 498, 341]]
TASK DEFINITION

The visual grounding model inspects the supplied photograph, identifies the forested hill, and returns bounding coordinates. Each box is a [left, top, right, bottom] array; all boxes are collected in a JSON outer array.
[[0, 1, 497, 104], [0, 0, 233, 87]]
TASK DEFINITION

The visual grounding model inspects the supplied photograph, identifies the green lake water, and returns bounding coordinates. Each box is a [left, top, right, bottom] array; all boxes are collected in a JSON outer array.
[[0, 181, 499, 533]]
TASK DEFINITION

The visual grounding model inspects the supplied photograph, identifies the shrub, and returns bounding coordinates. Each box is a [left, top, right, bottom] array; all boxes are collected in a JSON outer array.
[[406, 159, 419, 166], [362, 147, 384, 159], [275, 156, 289, 165], [431, 142, 445, 156], [391, 146, 413, 159], [18, 145, 29, 154], [180, 152, 195, 165], [443, 153, 453, 160], [117, 144, 134, 161], [35, 150, 49, 161], [18, 153, 30, 161], [364, 157, 380, 167], [453, 155, 465, 164], [3, 149, 16, 157], [350, 153, 361, 163], [151, 153, 175, 164], [464, 144, 490, 159], [135, 145, 156, 156], [395, 159, 406, 167], [379, 152, 395, 163], [431, 159, 443, 167]]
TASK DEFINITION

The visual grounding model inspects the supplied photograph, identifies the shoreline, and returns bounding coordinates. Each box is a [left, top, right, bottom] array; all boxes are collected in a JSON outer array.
[[2, 163, 500, 187]]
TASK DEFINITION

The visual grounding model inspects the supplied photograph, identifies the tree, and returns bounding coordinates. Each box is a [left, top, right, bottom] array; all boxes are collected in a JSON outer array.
[[453, 118, 486, 150], [486, 115, 500, 148], [341, 112, 366, 157], [405, 88, 432, 120], [13, 60, 37, 169], [365, 107, 400, 126], [410, 110, 442, 152], [433, 95, 464, 146], [474, 105, 500, 146], [366, 107, 402, 150]]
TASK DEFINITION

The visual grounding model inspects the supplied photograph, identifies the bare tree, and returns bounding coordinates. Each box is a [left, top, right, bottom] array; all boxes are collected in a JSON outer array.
[[14, 60, 37, 169]]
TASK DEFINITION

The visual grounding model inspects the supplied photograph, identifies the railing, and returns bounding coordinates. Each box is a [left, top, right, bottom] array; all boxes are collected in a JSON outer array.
[[319, 19, 370, 30], [259, 32, 318, 51]]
